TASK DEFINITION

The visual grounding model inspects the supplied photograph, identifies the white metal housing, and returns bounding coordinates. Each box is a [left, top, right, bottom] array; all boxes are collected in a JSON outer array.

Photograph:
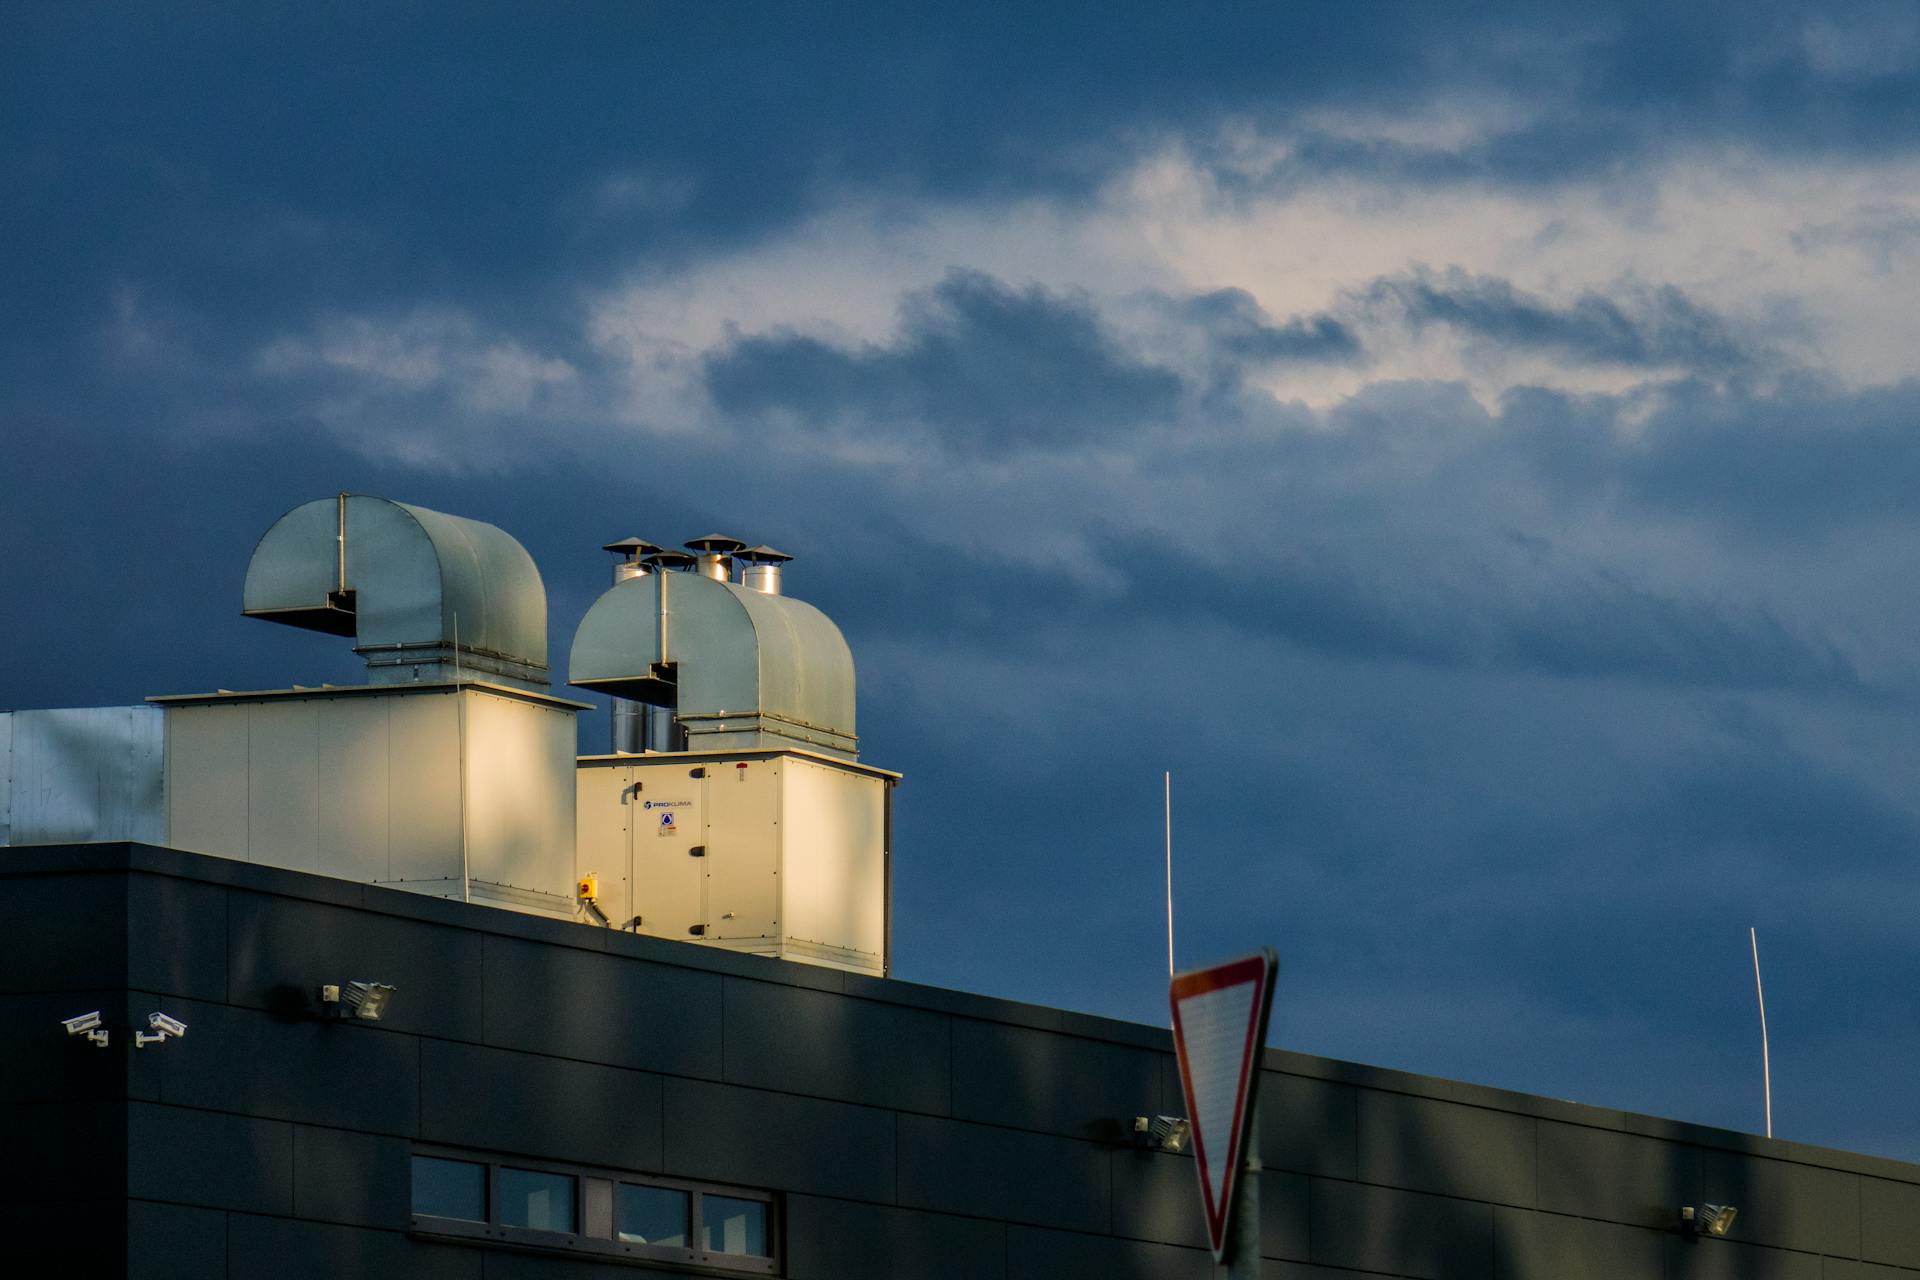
[[157, 682, 584, 917], [576, 749, 895, 973]]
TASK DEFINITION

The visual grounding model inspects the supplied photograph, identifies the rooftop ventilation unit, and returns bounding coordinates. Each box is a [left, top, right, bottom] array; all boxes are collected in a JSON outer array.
[[569, 547, 857, 759], [243, 493, 550, 691]]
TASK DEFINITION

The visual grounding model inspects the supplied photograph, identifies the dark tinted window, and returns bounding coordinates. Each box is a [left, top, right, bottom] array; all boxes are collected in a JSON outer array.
[[411, 1156, 485, 1221], [500, 1167, 575, 1233], [704, 1195, 769, 1257], [616, 1183, 690, 1247]]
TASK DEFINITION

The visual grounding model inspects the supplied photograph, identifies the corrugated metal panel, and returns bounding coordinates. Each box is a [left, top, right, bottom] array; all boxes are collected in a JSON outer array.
[[246, 698, 321, 874], [165, 703, 250, 857], [0, 706, 164, 845]]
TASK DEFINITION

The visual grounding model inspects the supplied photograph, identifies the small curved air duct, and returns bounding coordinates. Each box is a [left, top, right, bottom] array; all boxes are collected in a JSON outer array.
[[569, 568, 857, 759], [242, 494, 550, 690]]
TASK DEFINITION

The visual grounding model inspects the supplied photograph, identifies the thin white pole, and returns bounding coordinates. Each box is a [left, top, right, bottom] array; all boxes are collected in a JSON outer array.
[[455, 614, 470, 905], [1164, 770, 1175, 977], [1751, 926, 1771, 1138]]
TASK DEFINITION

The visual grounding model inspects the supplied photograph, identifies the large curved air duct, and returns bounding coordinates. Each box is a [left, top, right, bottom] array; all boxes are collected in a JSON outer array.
[[243, 494, 550, 690], [570, 569, 857, 758]]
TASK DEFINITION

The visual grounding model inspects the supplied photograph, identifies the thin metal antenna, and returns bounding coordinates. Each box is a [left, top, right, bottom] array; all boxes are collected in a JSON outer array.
[[455, 614, 470, 905], [1164, 770, 1175, 977], [1751, 926, 1771, 1138]]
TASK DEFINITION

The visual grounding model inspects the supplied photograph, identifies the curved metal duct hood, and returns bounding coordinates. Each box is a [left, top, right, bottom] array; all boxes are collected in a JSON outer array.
[[243, 494, 550, 690], [569, 570, 857, 758]]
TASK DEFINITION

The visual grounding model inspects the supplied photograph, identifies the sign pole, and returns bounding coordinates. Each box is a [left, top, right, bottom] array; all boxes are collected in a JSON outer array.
[[1215, 1104, 1261, 1278]]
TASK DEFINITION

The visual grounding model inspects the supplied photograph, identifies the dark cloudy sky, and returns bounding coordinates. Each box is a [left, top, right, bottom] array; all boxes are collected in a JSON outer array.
[[8, 2, 1920, 1159]]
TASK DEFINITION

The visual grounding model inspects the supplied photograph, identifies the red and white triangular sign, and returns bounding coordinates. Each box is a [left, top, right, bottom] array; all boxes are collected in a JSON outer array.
[[1170, 949, 1277, 1262]]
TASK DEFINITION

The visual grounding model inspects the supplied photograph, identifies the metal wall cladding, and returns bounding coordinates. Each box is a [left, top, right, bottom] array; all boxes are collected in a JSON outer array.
[[0, 706, 165, 845], [164, 687, 575, 916], [781, 756, 885, 960], [574, 751, 888, 972]]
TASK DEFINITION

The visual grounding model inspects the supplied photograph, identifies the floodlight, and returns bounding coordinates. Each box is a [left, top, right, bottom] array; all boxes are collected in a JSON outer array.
[[1130, 1115, 1191, 1154], [341, 981, 396, 1021], [62, 1011, 109, 1048], [1682, 1204, 1738, 1237]]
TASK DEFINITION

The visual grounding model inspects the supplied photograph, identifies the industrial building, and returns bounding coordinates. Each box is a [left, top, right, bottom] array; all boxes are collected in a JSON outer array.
[[4, 495, 1919, 1278]]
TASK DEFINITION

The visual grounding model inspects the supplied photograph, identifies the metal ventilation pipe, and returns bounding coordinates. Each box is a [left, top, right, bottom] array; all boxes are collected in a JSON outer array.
[[642, 549, 696, 572], [737, 545, 794, 596], [603, 538, 660, 753], [686, 534, 746, 583]]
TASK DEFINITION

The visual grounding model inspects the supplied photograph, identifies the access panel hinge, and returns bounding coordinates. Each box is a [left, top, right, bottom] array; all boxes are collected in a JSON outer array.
[[688, 924, 707, 936], [688, 845, 706, 858]]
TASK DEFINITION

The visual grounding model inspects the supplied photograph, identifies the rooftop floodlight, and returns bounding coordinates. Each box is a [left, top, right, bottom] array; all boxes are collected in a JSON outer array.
[[1131, 1115, 1191, 1154], [1682, 1204, 1738, 1238], [62, 1011, 109, 1048], [134, 1011, 187, 1049], [323, 980, 397, 1022]]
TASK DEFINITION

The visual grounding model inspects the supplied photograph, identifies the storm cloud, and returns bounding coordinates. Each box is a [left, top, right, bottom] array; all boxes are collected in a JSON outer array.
[[9, 0, 1920, 1161]]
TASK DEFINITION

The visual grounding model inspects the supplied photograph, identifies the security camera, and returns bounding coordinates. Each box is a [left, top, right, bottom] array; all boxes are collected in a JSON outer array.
[[134, 1011, 188, 1048], [62, 1011, 109, 1047]]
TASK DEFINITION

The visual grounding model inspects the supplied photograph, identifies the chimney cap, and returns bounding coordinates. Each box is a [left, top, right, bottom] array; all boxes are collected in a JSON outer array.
[[685, 534, 747, 554], [602, 537, 662, 559], [736, 545, 794, 565], [642, 549, 697, 570]]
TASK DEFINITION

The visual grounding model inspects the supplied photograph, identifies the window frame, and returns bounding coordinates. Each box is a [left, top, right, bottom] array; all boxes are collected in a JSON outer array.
[[409, 1146, 779, 1275]]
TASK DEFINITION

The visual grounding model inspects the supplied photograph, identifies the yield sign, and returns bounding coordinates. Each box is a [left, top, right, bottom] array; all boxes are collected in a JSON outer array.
[[1169, 949, 1277, 1262]]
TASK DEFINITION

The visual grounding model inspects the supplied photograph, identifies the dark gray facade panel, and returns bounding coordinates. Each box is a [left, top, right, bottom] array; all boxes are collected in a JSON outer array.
[[225, 1213, 482, 1280], [0, 1100, 125, 1203], [480, 935, 723, 1079], [1536, 1120, 1702, 1228], [127, 873, 229, 1003], [1661, 1234, 1822, 1280], [663, 1076, 896, 1203], [1862, 1175, 1920, 1268], [1492, 1205, 1664, 1280], [293, 1124, 411, 1229], [723, 976, 952, 1115], [471, 1247, 700, 1280], [1822, 1260, 1918, 1280], [1106, 1151, 1310, 1261], [1257, 1170, 1312, 1261], [1356, 1091, 1537, 1208], [128, 1101, 293, 1216], [0, 871, 128, 993], [1258, 1262, 1394, 1279], [225, 890, 483, 1042], [1308, 1178, 1494, 1280], [785, 1194, 1008, 1280], [1701, 1146, 1861, 1258], [952, 1016, 1159, 1143], [1004, 1224, 1212, 1280], [1261, 1073, 1361, 1180], [421, 1039, 664, 1172], [1109, 1148, 1207, 1250], [148, 999, 420, 1137], [128, 1200, 228, 1280], [896, 1113, 1109, 1234]]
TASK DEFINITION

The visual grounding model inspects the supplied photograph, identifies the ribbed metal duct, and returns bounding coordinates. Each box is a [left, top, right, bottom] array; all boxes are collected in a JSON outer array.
[[243, 494, 550, 690], [568, 569, 857, 759]]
